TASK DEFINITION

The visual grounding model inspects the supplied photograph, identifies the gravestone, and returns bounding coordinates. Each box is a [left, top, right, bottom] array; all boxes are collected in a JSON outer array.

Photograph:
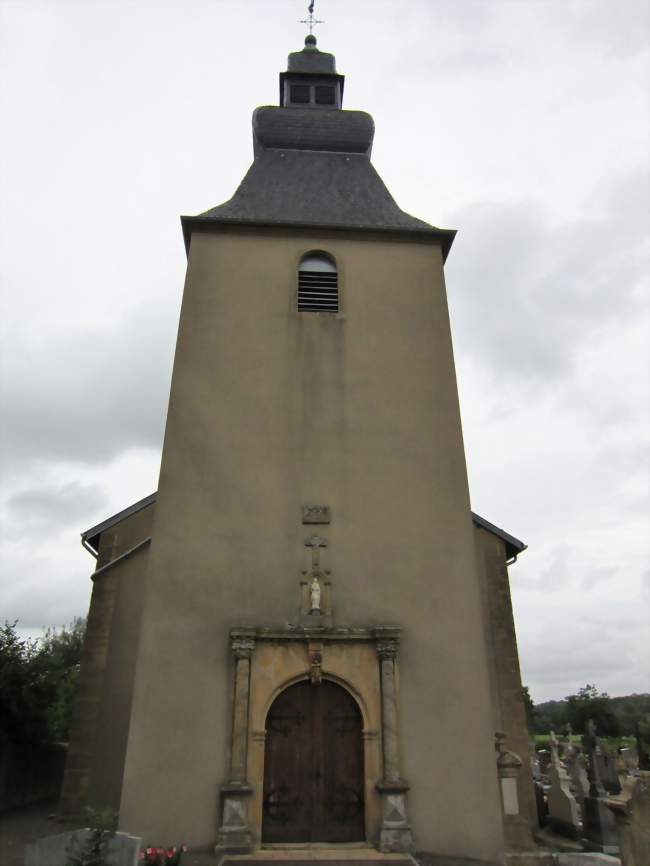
[[581, 720, 619, 855], [538, 749, 552, 778], [619, 746, 638, 773], [546, 730, 581, 838], [596, 744, 621, 795], [605, 770, 650, 866], [635, 720, 650, 770], [530, 740, 541, 781], [25, 828, 141, 866], [565, 745, 590, 811]]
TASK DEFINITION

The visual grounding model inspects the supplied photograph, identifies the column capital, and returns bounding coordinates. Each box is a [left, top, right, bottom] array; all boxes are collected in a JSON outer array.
[[230, 629, 256, 659], [374, 626, 401, 659]]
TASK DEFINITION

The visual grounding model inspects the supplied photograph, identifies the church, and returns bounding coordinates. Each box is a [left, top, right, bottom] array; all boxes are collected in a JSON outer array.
[[60, 32, 535, 862]]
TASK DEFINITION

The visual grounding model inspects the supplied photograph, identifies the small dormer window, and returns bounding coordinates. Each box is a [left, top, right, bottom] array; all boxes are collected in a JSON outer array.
[[298, 252, 338, 313]]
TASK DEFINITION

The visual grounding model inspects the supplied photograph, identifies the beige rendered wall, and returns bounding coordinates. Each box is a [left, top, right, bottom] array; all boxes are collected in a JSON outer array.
[[119, 227, 505, 859]]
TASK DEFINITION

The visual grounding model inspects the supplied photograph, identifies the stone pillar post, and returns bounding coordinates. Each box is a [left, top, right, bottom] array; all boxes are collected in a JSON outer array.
[[215, 630, 255, 855], [374, 627, 415, 853], [496, 732, 537, 852]]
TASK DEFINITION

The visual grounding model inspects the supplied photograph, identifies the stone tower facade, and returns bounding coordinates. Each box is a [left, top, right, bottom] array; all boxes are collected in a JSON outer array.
[[61, 35, 534, 860]]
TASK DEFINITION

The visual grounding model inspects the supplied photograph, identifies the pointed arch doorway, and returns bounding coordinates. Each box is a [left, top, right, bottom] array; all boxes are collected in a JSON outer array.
[[262, 679, 365, 843]]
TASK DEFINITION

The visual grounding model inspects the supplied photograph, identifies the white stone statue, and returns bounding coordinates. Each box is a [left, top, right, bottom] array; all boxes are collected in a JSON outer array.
[[310, 575, 321, 612]]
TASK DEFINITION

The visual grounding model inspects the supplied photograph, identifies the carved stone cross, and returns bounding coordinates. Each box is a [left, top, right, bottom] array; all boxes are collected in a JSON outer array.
[[305, 534, 327, 573], [583, 717, 606, 798]]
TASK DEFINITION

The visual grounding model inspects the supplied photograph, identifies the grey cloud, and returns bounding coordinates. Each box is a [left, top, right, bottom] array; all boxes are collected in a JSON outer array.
[[1, 550, 91, 632], [579, 566, 618, 592], [563, 0, 650, 58], [0, 302, 176, 478], [446, 169, 649, 388], [519, 615, 647, 699], [517, 544, 576, 592], [4, 481, 108, 532]]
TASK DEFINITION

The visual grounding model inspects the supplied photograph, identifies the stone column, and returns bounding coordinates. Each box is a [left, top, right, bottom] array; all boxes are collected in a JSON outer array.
[[216, 630, 255, 855], [374, 627, 415, 853]]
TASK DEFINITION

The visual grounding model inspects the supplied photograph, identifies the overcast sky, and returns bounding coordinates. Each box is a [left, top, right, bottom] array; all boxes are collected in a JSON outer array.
[[1, 0, 648, 704]]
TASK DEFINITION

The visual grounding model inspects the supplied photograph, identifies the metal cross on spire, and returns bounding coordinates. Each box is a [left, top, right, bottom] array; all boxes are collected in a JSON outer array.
[[299, 0, 324, 35]]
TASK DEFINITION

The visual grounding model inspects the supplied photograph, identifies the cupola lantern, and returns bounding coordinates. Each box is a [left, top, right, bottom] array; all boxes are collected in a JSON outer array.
[[280, 35, 344, 108]]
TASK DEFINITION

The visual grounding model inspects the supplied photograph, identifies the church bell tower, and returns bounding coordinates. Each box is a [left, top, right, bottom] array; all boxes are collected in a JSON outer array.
[[108, 34, 507, 858]]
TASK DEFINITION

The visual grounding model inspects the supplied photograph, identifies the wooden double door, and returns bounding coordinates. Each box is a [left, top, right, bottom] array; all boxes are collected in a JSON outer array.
[[262, 680, 365, 843]]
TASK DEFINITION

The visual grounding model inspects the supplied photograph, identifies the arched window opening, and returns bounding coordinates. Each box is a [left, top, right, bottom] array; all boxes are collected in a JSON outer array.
[[298, 252, 339, 313]]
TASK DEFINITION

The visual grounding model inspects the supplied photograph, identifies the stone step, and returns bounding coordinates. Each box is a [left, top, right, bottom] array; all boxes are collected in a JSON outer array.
[[221, 854, 413, 866], [219, 853, 414, 866]]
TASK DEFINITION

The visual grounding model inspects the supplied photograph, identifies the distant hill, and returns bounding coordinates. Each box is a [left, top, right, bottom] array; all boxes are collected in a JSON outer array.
[[531, 690, 650, 736]]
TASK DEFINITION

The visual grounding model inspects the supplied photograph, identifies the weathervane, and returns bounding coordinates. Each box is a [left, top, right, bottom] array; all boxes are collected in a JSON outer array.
[[299, 1, 324, 35]]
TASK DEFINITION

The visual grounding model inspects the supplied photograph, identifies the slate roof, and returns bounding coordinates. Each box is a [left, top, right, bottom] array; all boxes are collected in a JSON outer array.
[[181, 64, 456, 258], [81, 492, 526, 562]]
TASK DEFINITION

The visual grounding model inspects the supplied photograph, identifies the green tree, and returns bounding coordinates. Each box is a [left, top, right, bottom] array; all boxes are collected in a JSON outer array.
[[0, 619, 86, 746], [522, 685, 535, 731], [531, 698, 567, 735], [39, 618, 86, 740], [566, 684, 621, 737]]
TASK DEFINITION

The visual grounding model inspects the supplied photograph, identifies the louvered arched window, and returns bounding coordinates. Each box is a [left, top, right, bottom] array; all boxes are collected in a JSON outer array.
[[298, 252, 339, 313]]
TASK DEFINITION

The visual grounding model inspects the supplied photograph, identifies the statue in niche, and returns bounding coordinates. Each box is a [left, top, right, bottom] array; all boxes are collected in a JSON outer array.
[[310, 575, 322, 613]]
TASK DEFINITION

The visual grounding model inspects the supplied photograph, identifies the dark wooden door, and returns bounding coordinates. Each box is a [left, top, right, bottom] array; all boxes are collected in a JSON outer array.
[[262, 680, 364, 843]]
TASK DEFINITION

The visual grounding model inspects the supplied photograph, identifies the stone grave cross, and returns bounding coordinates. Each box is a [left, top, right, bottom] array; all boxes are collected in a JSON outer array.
[[584, 718, 607, 798]]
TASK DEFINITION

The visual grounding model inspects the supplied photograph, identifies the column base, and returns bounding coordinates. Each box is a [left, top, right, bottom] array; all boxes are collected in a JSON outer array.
[[376, 779, 415, 854], [215, 782, 253, 856]]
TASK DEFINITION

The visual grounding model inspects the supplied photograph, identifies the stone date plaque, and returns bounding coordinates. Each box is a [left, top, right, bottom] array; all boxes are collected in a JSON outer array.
[[302, 504, 331, 525]]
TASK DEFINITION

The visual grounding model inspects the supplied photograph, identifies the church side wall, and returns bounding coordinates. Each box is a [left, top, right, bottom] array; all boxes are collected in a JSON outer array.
[[59, 569, 118, 816], [60, 504, 154, 816], [119, 227, 505, 859], [475, 528, 537, 830], [90, 553, 151, 808]]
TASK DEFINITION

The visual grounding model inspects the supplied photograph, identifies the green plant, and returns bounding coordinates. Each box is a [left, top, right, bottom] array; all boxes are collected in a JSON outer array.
[[65, 808, 117, 866]]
